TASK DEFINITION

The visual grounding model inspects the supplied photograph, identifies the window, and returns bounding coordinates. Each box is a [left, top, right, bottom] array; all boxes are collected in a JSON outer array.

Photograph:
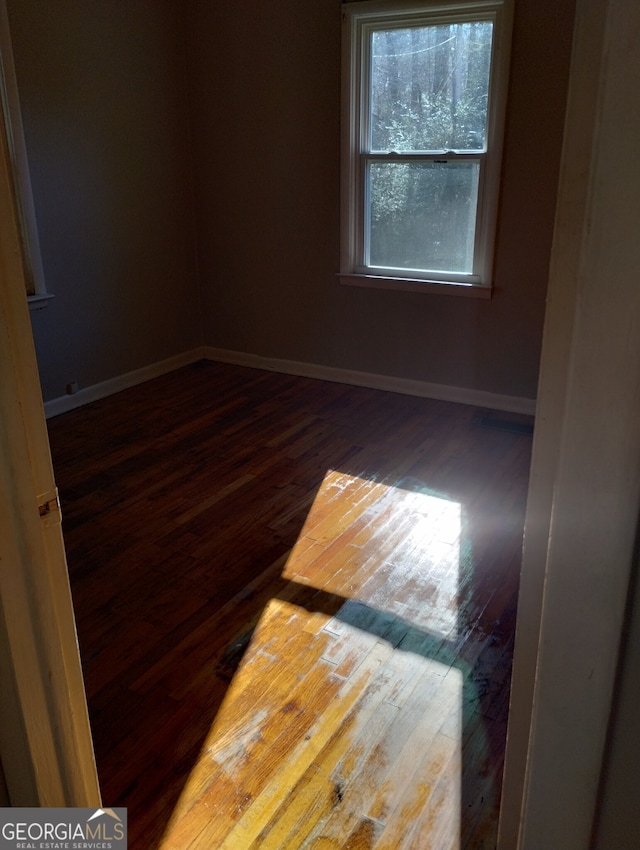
[[0, 3, 51, 309], [340, 0, 512, 295]]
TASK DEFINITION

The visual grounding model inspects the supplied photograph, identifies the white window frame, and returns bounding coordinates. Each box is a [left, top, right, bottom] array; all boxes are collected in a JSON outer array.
[[340, 0, 513, 297], [0, 1, 51, 310]]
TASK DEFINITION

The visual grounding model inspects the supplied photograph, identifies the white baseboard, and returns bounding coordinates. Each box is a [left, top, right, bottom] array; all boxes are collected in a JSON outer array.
[[202, 347, 537, 416], [43, 348, 205, 419], [43, 345, 536, 419]]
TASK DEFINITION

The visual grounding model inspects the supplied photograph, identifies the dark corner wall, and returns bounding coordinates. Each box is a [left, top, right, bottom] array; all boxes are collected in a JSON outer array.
[[9, 0, 576, 404], [7, 0, 201, 402]]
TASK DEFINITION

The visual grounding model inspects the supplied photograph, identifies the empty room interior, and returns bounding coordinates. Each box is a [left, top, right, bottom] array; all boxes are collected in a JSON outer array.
[[4, 1, 640, 849]]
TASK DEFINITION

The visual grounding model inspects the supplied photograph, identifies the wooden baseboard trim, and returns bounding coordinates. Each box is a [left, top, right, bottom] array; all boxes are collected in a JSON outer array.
[[202, 347, 537, 416], [43, 348, 206, 419]]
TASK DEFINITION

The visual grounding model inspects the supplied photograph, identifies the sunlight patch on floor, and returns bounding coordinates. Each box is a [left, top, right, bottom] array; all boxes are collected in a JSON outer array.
[[282, 470, 463, 641], [159, 469, 466, 849]]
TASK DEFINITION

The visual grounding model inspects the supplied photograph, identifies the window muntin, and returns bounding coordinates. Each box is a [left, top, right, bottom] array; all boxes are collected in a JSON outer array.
[[342, 1, 511, 291]]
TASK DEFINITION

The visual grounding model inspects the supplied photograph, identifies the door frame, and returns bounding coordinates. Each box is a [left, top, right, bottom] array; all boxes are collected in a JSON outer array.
[[0, 22, 100, 803], [499, 0, 640, 846]]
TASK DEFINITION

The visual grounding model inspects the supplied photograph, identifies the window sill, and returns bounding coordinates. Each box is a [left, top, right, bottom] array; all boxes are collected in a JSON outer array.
[[338, 273, 492, 299], [28, 292, 55, 311]]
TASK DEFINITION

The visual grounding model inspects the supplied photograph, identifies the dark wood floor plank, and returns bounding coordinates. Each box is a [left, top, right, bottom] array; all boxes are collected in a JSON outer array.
[[47, 360, 533, 849]]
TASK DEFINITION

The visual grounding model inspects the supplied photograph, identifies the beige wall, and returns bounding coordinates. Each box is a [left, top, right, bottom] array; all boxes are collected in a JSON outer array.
[[188, 0, 575, 401], [8, 0, 575, 403], [7, 0, 201, 402]]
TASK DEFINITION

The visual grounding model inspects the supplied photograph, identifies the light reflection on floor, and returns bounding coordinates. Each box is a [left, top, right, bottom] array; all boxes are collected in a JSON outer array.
[[160, 471, 469, 849]]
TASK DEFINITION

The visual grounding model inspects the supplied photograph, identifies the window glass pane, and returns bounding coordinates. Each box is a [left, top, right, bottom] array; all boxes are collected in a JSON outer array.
[[370, 21, 493, 152], [368, 161, 480, 274]]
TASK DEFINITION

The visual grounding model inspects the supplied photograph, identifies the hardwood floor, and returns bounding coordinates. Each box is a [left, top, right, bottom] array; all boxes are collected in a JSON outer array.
[[47, 360, 533, 849]]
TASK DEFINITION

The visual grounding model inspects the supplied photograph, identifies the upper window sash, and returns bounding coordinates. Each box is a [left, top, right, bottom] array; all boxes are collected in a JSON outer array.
[[359, 9, 496, 152]]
